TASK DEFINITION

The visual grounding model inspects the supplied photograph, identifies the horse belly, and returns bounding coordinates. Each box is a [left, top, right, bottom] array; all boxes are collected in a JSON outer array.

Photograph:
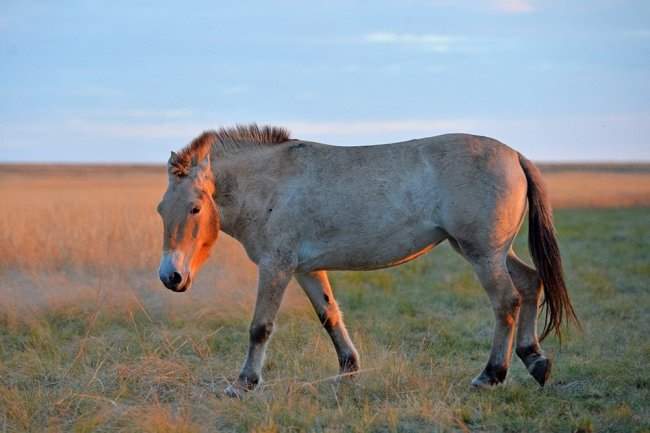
[[296, 225, 447, 272]]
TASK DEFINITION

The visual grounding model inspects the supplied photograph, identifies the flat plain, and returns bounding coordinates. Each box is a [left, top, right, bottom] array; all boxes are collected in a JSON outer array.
[[0, 163, 648, 432]]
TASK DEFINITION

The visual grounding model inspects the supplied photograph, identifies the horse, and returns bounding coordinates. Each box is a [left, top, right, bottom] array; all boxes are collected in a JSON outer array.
[[156, 124, 579, 398]]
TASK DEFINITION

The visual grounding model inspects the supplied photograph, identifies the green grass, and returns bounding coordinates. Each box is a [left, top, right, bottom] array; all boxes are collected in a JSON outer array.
[[1, 208, 649, 432]]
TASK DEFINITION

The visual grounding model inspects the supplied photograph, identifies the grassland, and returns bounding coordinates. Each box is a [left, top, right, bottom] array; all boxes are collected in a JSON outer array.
[[0, 164, 649, 432]]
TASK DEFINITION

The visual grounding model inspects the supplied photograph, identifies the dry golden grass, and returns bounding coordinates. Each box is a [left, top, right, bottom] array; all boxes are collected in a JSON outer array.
[[0, 165, 310, 316], [0, 167, 162, 272], [0, 163, 648, 432]]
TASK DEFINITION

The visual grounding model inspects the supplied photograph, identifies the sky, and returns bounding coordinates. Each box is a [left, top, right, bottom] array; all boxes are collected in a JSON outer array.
[[1, 0, 649, 162]]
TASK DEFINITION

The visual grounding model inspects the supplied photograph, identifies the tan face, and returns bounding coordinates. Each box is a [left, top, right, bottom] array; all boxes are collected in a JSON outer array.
[[157, 154, 220, 292]]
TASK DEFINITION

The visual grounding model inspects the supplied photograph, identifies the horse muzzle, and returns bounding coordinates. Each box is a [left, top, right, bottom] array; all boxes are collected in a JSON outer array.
[[160, 271, 191, 292], [159, 253, 191, 292]]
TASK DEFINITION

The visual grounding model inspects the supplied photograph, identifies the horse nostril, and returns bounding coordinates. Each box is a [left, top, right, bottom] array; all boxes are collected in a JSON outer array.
[[170, 272, 182, 285]]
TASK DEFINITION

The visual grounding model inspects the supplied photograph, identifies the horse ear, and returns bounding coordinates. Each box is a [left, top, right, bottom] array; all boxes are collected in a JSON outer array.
[[167, 151, 177, 174], [168, 151, 188, 177]]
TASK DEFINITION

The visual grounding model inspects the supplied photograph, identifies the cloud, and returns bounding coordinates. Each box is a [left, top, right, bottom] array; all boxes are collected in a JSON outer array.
[[62, 118, 204, 140], [54, 117, 476, 140], [363, 32, 458, 52], [0, 116, 476, 145], [3, 113, 650, 162], [491, 0, 535, 14]]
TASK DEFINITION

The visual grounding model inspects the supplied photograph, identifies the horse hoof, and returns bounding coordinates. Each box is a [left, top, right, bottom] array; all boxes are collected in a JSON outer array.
[[470, 375, 501, 389], [338, 351, 360, 375], [529, 357, 552, 387], [470, 364, 507, 389], [223, 384, 246, 399], [470, 375, 494, 389], [470, 377, 492, 390]]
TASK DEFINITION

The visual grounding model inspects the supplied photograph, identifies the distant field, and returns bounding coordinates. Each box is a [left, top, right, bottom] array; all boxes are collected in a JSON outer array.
[[0, 164, 648, 432], [538, 163, 650, 208]]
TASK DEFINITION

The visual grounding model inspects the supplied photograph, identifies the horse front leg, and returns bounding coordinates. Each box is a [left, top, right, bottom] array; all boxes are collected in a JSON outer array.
[[224, 258, 294, 398], [295, 271, 360, 375]]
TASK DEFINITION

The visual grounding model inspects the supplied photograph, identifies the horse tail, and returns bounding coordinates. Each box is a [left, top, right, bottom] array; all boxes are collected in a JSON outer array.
[[518, 153, 580, 342]]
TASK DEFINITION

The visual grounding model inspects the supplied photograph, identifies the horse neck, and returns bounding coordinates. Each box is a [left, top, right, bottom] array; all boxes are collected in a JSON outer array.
[[211, 146, 282, 238]]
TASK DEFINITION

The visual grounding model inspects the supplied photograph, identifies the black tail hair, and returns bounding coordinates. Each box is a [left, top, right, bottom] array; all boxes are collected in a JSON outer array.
[[518, 154, 581, 341]]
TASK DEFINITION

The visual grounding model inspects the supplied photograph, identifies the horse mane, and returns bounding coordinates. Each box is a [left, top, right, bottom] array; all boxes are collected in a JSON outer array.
[[170, 124, 291, 176]]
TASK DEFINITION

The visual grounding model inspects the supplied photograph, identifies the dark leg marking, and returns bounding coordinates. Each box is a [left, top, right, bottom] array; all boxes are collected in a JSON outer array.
[[471, 363, 508, 388], [516, 344, 552, 386], [482, 363, 508, 385], [318, 312, 335, 333], [515, 344, 540, 361], [250, 323, 273, 345]]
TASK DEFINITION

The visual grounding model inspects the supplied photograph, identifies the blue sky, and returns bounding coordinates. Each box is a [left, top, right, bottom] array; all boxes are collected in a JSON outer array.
[[1, 0, 649, 162]]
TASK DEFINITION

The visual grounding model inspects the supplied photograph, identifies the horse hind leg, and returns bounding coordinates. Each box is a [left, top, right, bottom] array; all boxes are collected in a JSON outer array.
[[507, 252, 552, 386], [450, 238, 521, 388], [471, 256, 522, 387]]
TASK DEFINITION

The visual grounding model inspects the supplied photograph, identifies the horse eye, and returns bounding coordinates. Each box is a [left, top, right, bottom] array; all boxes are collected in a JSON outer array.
[[190, 206, 201, 215]]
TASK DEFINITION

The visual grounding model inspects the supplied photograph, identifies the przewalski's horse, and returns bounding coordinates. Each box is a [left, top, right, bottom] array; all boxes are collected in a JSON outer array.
[[156, 124, 579, 398]]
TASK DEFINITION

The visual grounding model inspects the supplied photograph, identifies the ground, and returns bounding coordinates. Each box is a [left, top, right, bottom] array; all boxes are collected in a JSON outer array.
[[0, 165, 648, 432]]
